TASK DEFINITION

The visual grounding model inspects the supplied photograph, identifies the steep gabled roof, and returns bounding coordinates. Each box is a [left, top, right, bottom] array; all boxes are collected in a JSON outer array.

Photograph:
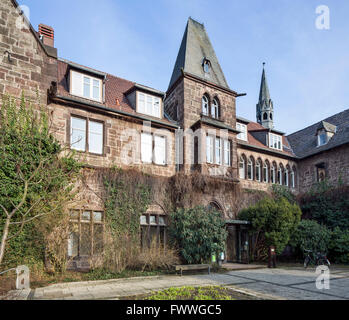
[[287, 108, 349, 158], [168, 17, 229, 91]]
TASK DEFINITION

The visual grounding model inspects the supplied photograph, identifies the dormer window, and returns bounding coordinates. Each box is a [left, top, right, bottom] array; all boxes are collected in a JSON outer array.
[[317, 131, 328, 146], [236, 123, 247, 141], [70, 70, 102, 102], [269, 133, 282, 150], [316, 121, 336, 147], [137, 92, 161, 118], [203, 58, 211, 73]]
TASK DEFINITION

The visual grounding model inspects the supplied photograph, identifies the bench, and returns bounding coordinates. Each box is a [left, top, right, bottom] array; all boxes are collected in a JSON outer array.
[[174, 264, 211, 276]]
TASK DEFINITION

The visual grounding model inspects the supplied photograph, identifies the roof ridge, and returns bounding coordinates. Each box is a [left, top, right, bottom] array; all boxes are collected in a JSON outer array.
[[287, 107, 349, 137]]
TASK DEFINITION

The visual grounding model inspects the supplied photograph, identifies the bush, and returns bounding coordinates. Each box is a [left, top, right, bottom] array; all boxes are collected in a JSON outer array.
[[329, 228, 349, 263], [289, 220, 331, 258], [169, 206, 227, 264], [135, 239, 180, 272], [238, 197, 301, 258], [298, 184, 349, 230]]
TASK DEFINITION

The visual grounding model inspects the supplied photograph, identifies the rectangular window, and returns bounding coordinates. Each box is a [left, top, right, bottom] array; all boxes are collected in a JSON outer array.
[[269, 133, 282, 150], [70, 70, 102, 102], [141, 132, 153, 163], [140, 214, 167, 249], [215, 138, 222, 165], [88, 120, 103, 154], [71, 117, 86, 152], [68, 210, 104, 257], [70, 116, 104, 155], [224, 139, 231, 166], [154, 135, 166, 165], [137, 92, 161, 118], [206, 136, 214, 164], [237, 123, 247, 141]]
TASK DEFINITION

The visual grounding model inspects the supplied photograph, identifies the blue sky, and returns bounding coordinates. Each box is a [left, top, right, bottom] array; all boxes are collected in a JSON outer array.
[[20, 0, 349, 134]]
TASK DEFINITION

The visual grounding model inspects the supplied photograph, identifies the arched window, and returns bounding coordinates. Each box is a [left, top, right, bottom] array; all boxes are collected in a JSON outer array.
[[239, 156, 246, 179], [278, 164, 283, 185], [247, 157, 254, 180], [271, 163, 276, 184], [291, 166, 296, 189], [256, 159, 261, 182], [263, 112, 268, 120], [202, 95, 209, 115], [284, 166, 289, 187], [270, 113, 273, 120], [263, 161, 269, 183], [208, 201, 223, 213], [211, 98, 219, 119]]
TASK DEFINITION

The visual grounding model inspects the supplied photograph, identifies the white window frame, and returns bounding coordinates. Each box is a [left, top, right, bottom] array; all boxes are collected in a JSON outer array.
[[278, 167, 283, 185], [291, 170, 295, 188], [256, 160, 261, 182], [211, 98, 219, 119], [137, 92, 161, 118], [239, 157, 245, 179], [141, 132, 153, 164], [206, 135, 214, 164], [284, 169, 289, 187], [141, 132, 167, 166], [237, 123, 247, 141], [70, 70, 102, 102], [269, 133, 282, 150], [263, 162, 269, 183], [202, 95, 209, 116], [215, 138, 222, 165], [271, 165, 276, 184], [154, 135, 166, 166], [70, 116, 104, 155], [224, 139, 231, 166], [317, 132, 328, 146], [247, 158, 253, 180]]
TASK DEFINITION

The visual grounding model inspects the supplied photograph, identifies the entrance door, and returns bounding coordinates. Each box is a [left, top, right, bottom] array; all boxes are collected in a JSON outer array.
[[226, 226, 237, 262]]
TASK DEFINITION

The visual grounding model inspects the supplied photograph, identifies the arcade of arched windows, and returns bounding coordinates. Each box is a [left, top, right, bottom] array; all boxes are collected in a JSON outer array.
[[238, 153, 297, 189]]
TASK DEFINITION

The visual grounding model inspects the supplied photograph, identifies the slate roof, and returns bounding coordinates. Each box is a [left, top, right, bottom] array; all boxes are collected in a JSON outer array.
[[287, 109, 349, 158], [236, 118, 295, 157], [258, 67, 271, 103], [56, 59, 176, 127], [168, 17, 229, 91], [317, 120, 337, 133]]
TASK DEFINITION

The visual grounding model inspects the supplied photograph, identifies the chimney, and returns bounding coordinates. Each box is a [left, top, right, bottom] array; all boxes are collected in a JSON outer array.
[[38, 24, 54, 47]]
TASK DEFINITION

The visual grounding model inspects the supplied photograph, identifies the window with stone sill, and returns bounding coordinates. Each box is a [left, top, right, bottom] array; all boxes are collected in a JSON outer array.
[[68, 210, 104, 258], [141, 133, 167, 166], [206, 135, 231, 166], [70, 70, 102, 102], [70, 116, 104, 155]]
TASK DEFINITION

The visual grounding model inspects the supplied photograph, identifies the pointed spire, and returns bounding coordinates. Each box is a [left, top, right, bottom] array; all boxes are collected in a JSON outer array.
[[258, 62, 271, 103], [256, 63, 274, 129]]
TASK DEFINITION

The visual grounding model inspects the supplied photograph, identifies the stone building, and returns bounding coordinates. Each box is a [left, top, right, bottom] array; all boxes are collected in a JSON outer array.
[[1, 0, 348, 265]]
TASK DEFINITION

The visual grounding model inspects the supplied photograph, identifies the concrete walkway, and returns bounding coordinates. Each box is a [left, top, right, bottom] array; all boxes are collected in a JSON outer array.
[[6, 267, 349, 300]]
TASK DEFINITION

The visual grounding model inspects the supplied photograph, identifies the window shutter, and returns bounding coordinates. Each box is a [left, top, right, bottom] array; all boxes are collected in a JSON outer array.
[[154, 135, 166, 165], [141, 133, 153, 163], [71, 71, 83, 96], [88, 120, 103, 154]]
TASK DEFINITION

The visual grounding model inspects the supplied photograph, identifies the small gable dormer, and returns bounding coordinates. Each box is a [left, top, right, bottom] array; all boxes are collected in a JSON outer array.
[[66, 62, 105, 103], [125, 84, 164, 119], [316, 121, 337, 147]]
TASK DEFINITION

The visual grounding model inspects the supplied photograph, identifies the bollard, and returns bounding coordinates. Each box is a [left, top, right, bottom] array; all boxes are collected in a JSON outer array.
[[16, 265, 30, 290]]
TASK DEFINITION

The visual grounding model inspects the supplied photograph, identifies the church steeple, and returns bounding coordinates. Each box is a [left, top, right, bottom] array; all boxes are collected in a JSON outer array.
[[256, 63, 274, 129]]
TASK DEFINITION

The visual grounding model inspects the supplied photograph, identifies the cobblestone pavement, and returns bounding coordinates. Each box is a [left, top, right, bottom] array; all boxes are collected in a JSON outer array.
[[23, 267, 349, 300]]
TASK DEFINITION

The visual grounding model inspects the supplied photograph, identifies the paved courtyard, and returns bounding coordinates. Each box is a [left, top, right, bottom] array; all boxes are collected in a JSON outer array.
[[6, 267, 349, 300]]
